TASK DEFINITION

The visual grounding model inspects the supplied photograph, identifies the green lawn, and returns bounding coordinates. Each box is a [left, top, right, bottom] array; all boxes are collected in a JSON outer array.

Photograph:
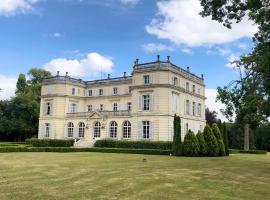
[[0, 153, 269, 200]]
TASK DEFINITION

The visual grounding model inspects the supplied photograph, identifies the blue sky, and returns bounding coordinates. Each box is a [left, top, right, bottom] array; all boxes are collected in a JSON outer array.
[[0, 0, 257, 119]]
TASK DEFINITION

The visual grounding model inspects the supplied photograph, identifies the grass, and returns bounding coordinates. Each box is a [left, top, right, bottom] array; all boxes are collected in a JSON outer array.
[[0, 142, 28, 147], [0, 153, 269, 200]]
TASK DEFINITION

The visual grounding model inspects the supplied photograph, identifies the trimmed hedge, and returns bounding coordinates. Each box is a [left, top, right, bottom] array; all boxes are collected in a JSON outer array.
[[0, 147, 171, 155], [229, 149, 267, 154], [94, 139, 172, 150], [182, 130, 200, 156], [25, 138, 74, 147]]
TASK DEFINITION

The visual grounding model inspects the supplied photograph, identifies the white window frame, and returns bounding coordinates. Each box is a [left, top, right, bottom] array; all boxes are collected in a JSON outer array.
[[100, 104, 103, 111], [45, 123, 51, 137], [197, 103, 202, 117], [72, 88, 76, 95], [67, 122, 74, 137], [173, 77, 178, 86], [94, 122, 101, 138], [110, 121, 117, 138], [192, 102, 196, 116], [70, 103, 77, 113], [186, 82, 189, 91], [127, 102, 132, 111], [113, 87, 118, 95], [185, 100, 190, 115], [143, 95, 150, 111], [99, 89, 103, 96], [142, 121, 150, 139], [143, 75, 150, 84], [78, 122, 85, 138], [113, 103, 118, 111], [123, 121, 131, 138], [46, 102, 51, 115], [88, 90, 92, 96], [87, 105, 92, 112], [192, 85, 196, 93]]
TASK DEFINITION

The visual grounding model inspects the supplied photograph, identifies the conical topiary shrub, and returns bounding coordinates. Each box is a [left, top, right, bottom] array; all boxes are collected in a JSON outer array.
[[196, 130, 207, 156], [182, 130, 200, 156], [212, 123, 226, 156], [222, 122, 229, 156], [172, 115, 182, 156], [203, 125, 219, 156]]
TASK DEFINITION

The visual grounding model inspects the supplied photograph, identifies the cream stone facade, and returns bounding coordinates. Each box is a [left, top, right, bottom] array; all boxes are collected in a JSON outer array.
[[38, 56, 206, 146]]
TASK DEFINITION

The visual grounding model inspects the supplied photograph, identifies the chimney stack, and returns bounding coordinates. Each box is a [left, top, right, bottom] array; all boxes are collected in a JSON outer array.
[[201, 74, 204, 80], [108, 74, 110, 79], [157, 54, 160, 62], [124, 72, 126, 77], [167, 56, 170, 63], [65, 72, 68, 77], [57, 71, 60, 76], [187, 66, 190, 72]]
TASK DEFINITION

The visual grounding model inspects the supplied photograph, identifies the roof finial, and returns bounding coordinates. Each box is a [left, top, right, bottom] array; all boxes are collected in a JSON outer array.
[[157, 54, 160, 62], [65, 72, 69, 77], [108, 74, 111, 79], [57, 71, 60, 76], [201, 74, 204, 80], [167, 56, 170, 63], [187, 66, 190, 72]]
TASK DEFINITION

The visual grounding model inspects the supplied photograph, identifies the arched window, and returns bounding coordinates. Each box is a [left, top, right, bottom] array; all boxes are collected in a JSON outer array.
[[44, 123, 51, 137], [94, 122, 101, 138], [123, 121, 131, 138], [67, 122, 74, 137], [78, 122, 85, 138], [110, 121, 117, 138]]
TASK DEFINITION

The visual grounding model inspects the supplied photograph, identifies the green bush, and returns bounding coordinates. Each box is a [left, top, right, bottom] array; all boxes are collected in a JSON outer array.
[[182, 130, 200, 156], [0, 146, 171, 155], [229, 149, 267, 154], [203, 125, 219, 156], [25, 138, 74, 147], [196, 131, 207, 156], [94, 139, 172, 150], [211, 124, 226, 156], [172, 115, 182, 156]]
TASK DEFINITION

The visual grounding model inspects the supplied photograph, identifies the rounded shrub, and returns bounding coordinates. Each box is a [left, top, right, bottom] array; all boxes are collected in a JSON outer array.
[[196, 130, 207, 156], [212, 123, 226, 156], [203, 125, 219, 156], [182, 130, 200, 156]]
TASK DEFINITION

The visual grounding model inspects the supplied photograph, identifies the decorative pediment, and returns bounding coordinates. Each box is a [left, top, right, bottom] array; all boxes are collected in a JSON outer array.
[[88, 111, 107, 120]]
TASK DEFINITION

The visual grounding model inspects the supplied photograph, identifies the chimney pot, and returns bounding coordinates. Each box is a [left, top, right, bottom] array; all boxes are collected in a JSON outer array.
[[57, 71, 60, 76], [167, 56, 170, 62], [108, 74, 110, 79], [65, 72, 68, 77], [201, 74, 204, 79], [187, 66, 190, 72], [124, 72, 126, 77], [157, 54, 160, 62]]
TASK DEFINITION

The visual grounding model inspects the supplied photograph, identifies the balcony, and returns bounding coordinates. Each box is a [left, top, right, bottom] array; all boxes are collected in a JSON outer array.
[[66, 110, 131, 118]]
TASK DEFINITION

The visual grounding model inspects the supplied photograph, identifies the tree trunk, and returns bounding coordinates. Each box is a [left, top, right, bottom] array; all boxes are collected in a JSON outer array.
[[244, 123, 249, 151]]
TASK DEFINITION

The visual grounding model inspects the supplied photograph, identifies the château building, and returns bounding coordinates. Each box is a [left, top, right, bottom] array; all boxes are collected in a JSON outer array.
[[38, 56, 206, 146]]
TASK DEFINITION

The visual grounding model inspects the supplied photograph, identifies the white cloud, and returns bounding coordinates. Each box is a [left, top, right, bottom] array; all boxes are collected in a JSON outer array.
[[146, 0, 257, 47], [0, 0, 41, 16], [50, 32, 63, 38], [238, 43, 248, 50], [216, 47, 231, 56], [43, 52, 114, 77], [0, 75, 17, 100], [226, 54, 240, 68], [205, 88, 227, 122], [181, 48, 192, 54], [119, 0, 140, 6], [142, 43, 174, 53]]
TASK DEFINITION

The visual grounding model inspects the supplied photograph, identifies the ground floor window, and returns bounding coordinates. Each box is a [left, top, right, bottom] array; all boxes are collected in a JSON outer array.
[[67, 122, 74, 137], [94, 122, 101, 138], [142, 121, 150, 139], [45, 123, 51, 137], [110, 121, 117, 138], [123, 121, 131, 138], [78, 122, 85, 138]]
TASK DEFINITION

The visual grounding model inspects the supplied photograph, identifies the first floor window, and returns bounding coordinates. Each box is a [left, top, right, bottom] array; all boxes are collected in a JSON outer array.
[[113, 103, 118, 111], [192, 85, 196, 93], [186, 82, 189, 91], [88, 90, 92, 96], [45, 123, 51, 137], [99, 89, 103, 96], [67, 122, 74, 137], [123, 121, 131, 138], [78, 122, 85, 138], [144, 75, 150, 84], [70, 103, 77, 113], [113, 87, 118, 95], [173, 77, 178, 86], [142, 121, 150, 139], [197, 103, 201, 117], [72, 88, 76, 95], [87, 105, 92, 112], [100, 104, 103, 111], [143, 95, 150, 111], [127, 102, 132, 111], [185, 100, 190, 115], [94, 122, 101, 138], [192, 102, 196, 116], [46, 102, 51, 115], [110, 121, 117, 138]]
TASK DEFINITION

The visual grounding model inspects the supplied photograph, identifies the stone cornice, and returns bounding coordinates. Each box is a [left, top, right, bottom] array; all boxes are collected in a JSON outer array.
[[41, 93, 132, 99]]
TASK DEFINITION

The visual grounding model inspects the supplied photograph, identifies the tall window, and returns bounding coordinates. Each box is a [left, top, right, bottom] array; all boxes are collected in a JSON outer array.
[[67, 122, 74, 137], [46, 102, 51, 115], [88, 90, 92, 96], [45, 123, 51, 137], [185, 123, 189, 134], [113, 103, 118, 111], [198, 88, 201, 95], [192, 85, 196, 93], [173, 77, 178, 86], [70, 103, 77, 113], [99, 89, 103, 96], [110, 121, 117, 138], [100, 104, 103, 111], [123, 121, 131, 138], [143, 95, 150, 111], [127, 102, 132, 111], [142, 121, 150, 139], [94, 122, 101, 138], [197, 103, 201, 117], [192, 102, 196, 116], [144, 75, 150, 84], [113, 87, 118, 95], [87, 105, 92, 112], [78, 122, 85, 138], [72, 88, 75, 95], [185, 100, 190, 115], [186, 82, 189, 91]]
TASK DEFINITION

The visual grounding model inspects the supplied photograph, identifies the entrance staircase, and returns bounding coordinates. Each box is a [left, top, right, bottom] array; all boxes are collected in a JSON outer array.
[[73, 138, 94, 147]]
